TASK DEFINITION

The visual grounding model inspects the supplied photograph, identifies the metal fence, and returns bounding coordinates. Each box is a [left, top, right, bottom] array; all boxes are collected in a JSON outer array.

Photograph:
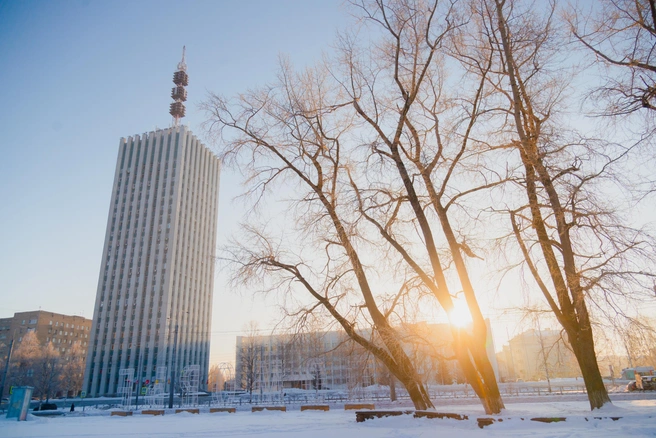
[[1, 379, 643, 413]]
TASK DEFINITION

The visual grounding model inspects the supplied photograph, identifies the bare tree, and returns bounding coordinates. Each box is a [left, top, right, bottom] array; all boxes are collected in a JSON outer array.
[[343, 0, 506, 414], [377, 365, 398, 401], [301, 330, 326, 393], [207, 363, 225, 392], [615, 316, 656, 368], [490, 0, 613, 408], [463, 0, 656, 409], [237, 322, 261, 402], [60, 342, 85, 398], [204, 0, 506, 413], [308, 360, 324, 392], [436, 356, 453, 385], [401, 322, 456, 387], [568, 0, 656, 116], [8, 333, 64, 401], [8, 331, 41, 388], [340, 340, 376, 398], [276, 336, 295, 395], [32, 342, 62, 402], [533, 317, 553, 393]]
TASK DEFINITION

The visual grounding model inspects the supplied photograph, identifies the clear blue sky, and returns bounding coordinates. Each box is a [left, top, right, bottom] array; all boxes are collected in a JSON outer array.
[[0, 0, 348, 364], [2, 0, 651, 367]]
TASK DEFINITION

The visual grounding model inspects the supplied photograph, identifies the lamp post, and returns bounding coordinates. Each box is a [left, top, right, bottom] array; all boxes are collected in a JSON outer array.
[[0, 338, 14, 399], [168, 324, 178, 409], [134, 348, 144, 409]]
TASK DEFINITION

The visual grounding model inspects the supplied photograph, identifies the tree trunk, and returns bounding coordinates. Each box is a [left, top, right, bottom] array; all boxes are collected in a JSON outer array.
[[396, 374, 432, 410], [492, 0, 611, 411], [377, 325, 434, 410], [384, 129, 503, 415], [281, 258, 435, 411], [470, 344, 504, 414], [569, 327, 612, 409], [455, 332, 503, 415]]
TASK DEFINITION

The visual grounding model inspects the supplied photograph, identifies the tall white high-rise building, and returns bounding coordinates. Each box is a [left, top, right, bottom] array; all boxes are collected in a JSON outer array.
[[84, 50, 220, 396]]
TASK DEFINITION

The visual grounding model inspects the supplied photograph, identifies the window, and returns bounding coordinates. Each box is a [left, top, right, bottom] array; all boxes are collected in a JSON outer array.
[[29, 319, 37, 324]]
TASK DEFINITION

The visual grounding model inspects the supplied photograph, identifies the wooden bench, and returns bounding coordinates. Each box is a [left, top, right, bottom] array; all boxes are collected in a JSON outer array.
[[176, 408, 199, 414], [344, 403, 374, 410], [210, 407, 236, 413], [355, 410, 413, 422], [477, 417, 497, 428], [252, 406, 286, 412], [531, 417, 566, 423], [111, 411, 133, 417], [414, 411, 468, 420], [477, 416, 621, 428], [301, 405, 329, 412], [142, 409, 165, 416]]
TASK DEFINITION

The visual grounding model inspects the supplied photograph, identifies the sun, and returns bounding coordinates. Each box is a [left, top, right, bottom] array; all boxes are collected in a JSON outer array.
[[448, 299, 473, 328]]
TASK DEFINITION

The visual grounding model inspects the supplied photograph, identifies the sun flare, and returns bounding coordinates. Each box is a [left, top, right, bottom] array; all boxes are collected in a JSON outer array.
[[448, 300, 473, 328]]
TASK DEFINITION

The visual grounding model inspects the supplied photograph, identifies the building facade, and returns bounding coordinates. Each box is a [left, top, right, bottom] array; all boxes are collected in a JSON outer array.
[[0, 310, 92, 396], [235, 330, 379, 393], [496, 329, 579, 382], [83, 125, 220, 396], [233, 322, 499, 393]]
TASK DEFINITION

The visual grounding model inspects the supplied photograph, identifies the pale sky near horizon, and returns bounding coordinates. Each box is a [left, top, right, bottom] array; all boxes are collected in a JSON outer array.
[[1, 0, 652, 368], [0, 0, 354, 365]]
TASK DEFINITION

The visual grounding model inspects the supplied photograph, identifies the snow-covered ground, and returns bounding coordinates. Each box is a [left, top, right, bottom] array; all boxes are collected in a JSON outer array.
[[1, 399, 654, 437]]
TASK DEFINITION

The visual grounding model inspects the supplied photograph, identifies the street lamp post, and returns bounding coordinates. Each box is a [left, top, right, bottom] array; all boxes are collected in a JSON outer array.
[[168, 324, 178, 409], [0, 339, 14, 399], [134, 348, 144, 409]]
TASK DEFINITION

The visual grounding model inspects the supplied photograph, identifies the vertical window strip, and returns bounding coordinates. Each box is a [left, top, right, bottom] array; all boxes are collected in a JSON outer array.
[[120, 139, 128, 170]]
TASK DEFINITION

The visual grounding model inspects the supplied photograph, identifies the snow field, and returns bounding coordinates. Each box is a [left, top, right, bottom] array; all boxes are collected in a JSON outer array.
[[0, 399, 654, 437]]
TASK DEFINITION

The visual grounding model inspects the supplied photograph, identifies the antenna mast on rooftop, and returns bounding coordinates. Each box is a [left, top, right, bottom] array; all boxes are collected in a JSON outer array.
[[170, 46, 188, 127]]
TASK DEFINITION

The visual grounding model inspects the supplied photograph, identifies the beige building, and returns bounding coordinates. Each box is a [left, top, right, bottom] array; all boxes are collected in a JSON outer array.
[[0, 310, 92, 396], [236, 330, 377, 392], [403, 321, 499, 384], [0, 310, 91, 358], [497, 329, 579, 382], [234, 322, 499, 392]]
